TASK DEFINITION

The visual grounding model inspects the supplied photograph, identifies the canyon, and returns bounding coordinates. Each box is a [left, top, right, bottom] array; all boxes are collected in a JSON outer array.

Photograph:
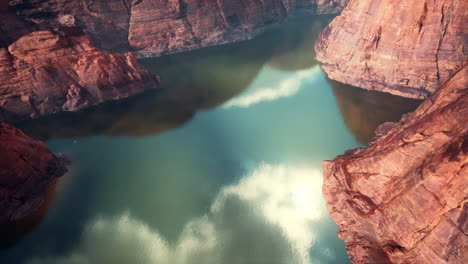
[[0, 0, 347, 124], [315, 0, 467, 99], [0, 29, 159, 123], [318, 1, 467, 261], [0, 0, 466, 263], [9, 0, 349, 56], [323, 65, 467, 263]]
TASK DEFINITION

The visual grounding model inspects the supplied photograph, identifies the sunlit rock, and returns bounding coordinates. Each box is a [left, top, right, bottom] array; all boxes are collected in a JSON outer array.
[[323, 66, 468, 263], [0, 29, 159, 123], [315, 0, 467, 99]]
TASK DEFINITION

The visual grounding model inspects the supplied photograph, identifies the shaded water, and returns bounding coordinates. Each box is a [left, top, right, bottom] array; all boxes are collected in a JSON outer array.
[[1, 16, 421, 264]]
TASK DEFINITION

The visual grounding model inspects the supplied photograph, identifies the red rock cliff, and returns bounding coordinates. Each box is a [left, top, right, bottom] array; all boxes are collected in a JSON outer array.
[[315, 0, 467, 99], [322, 65, 468, 263], [0, 29, 159, 123], [0, 122, 68, 222], [9, 0, 349, 56]]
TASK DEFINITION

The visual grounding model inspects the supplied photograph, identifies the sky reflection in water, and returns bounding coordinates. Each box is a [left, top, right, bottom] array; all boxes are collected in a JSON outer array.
[[27, 165, 335, 264]]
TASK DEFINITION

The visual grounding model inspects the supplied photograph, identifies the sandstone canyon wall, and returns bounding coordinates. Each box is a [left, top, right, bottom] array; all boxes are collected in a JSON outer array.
[[0, 0, 349, 123], [315, 0, 467, 99], [322, 65, 467, 263], [9, 0, 349, 56], [0, 122, 68, 223], [0, 29, 159, 123]]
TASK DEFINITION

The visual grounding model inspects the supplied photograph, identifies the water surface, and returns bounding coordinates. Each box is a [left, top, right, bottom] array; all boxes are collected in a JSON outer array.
[[1, 15, 420, 264]]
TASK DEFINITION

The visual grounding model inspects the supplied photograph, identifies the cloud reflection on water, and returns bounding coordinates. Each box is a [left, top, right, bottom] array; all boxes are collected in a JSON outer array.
[[26, 164, 336, 264], [222, 66, 321, 109]]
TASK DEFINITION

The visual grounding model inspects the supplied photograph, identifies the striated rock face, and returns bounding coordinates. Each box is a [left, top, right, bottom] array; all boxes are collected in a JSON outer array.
[[315, 0, 467, 99], [322, 65, 468, 263], [0, 29, 159, 123], [8, 0, 132, 52], [16, 15, 331, 140], [10, 0, 349, 56], [0, 122, 68, 223], [128, 0, 348, 57]]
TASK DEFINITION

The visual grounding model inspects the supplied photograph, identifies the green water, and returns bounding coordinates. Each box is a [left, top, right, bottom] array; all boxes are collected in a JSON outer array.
[[1, 16, 421, 264]]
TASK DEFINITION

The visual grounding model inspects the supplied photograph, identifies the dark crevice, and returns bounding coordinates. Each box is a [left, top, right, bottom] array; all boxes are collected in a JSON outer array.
[[133, 0, 143, 6], [383, 241, 406, 254], [417, 2, 428, 33], [178, 0, 201, 45], [435, 3, 449, 82], [120, 0, 131, 17]]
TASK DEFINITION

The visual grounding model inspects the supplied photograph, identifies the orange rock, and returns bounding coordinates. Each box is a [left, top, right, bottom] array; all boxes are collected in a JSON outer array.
[[129, 0, 349, 57], [0, 29, 159, 123], [0, 122, 68, 222], [10, 0, 349, 56], [322, 65, 468, 263], [315, 0, 467, 99]]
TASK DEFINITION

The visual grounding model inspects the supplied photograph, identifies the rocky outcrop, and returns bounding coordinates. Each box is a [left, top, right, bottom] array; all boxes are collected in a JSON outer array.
[[0, 29, 159, 123], [15, 15, 332, 140], [322, 65, 467, 263], [0, 122, 68, 223], [10, 0, 349, 56], [315, 0, 467, 99]]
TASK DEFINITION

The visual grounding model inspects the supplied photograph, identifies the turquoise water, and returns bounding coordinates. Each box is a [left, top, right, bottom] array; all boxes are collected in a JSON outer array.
[[1, 16, 420, 264]]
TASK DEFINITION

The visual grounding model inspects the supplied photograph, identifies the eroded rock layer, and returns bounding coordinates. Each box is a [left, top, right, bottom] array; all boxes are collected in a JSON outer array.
[[0, 122, 68, 222], [315, 0, 467, 99], [10, 0, 349, 56], [0, 29, 159, 123], [323, 65, 468, 263]]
